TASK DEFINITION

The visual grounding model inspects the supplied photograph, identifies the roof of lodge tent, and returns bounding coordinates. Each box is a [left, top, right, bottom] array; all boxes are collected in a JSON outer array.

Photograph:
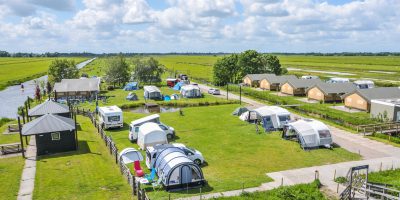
[[341, 87, 400, 103], [244, 74, 276, 81], [28, 100, 70, 117], [283, 79, 322, 89], [306, 82, 357, 95], [262, 75, 298, 84], [22, 114, 75, 136]]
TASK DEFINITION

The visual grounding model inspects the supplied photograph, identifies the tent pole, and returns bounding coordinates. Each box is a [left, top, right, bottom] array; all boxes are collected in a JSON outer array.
[[18, 117, 25, 158], [75, 112, 78, 150]]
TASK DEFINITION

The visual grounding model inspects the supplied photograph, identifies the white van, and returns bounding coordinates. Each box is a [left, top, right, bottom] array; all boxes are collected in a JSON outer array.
[[98, 106, 123, 129], [128, 114, 175, 141]]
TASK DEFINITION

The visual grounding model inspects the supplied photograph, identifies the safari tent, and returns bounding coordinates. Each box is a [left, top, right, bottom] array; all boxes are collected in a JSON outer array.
[[342, 87, 400, 112], [137, 122, 168, 149], [306, 82, 356, 102], [283, 119, 333, 149], [253, 106, 291, 131], [259, 75, 298, 91], [153, 147, 205, 191], [28, 100, 70, 118], [143, 86, 163, 100], [124, 82, 138, 91], [280, 79, 322, 96], [119, 148, 144, 164], [243, 74, 275, 87], [180, 85, 202, 98]]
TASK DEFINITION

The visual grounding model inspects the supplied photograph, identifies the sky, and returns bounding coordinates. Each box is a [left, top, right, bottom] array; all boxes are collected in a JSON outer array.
[[0, 0, 399, 53]]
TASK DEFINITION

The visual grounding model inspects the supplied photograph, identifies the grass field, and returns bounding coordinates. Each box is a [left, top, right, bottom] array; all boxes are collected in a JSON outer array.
[[103, 104, 360, 199], [369, 169, 400, 190], [0, 57, 89, 90], [0, 157, 24, 199], [0, 120, 20, 145], [33, 116, 132, 200], [213, 180, 327, 200]]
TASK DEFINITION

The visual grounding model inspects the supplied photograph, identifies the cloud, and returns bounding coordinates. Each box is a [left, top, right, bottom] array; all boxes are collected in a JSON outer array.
[[122, 0, 155, 24], [0, 0, 36, 17], [30, 0, 75, 11]]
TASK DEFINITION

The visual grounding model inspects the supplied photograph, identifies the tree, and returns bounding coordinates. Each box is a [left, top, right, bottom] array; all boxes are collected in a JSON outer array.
[[262, 54, 287, 75], [213, 54, 240, 86], [238, 50, 267, 77], [48, 59, 79, 84], [132, 57, 165, 84], [34, 85, 41, 101], [104, 55, 130, 86], [46, 81, 52, 98]]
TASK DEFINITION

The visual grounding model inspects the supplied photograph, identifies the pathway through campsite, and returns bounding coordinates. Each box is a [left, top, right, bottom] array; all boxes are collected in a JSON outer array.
[[180, 83, 400, 200], [17, 137, 37, 200]]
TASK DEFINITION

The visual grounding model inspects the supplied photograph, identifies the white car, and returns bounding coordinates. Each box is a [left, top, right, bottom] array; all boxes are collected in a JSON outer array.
[[129, 122, 175, 141], [172, 143, 205, 165], [208, 88, 220, 95]]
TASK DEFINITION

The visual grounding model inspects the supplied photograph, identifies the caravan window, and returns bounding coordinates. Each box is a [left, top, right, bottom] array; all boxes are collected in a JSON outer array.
[[278, 115, 290, 123], [358, 84, 368, 89], [318, 130, 331, 138], [108, 115, 120, 122]]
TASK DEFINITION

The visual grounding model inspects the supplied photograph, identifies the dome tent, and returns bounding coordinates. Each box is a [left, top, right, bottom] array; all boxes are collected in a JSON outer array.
[[232, 107, 249, 116], [153, 147, 205, 191], [119, 147, 143, 164]]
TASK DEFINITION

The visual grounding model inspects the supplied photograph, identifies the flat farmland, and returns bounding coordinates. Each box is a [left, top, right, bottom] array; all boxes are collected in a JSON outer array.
[[155, 55, 400, 85], [0, 57, 88, 90]]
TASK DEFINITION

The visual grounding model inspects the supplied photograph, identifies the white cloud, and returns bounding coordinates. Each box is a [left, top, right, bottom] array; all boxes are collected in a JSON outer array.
[[30, 0, 75, 11]]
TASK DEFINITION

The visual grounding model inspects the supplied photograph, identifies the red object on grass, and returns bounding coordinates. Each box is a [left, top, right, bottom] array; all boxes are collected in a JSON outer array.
[[133, 160, 144, 177]]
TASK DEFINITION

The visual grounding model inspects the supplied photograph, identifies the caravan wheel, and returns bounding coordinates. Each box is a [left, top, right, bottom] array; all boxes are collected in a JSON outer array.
[[167, 134, 173, 140], [194, 159, 202, 165]]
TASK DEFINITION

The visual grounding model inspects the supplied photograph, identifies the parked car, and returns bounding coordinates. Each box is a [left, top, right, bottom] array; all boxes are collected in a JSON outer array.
[[208, 88, 220, 95], [171, 143, 205, 165]]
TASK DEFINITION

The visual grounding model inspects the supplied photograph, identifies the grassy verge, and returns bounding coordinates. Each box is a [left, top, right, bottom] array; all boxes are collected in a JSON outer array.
[[33, 116, 132, 200], [0, 120, 21, 145], [213, 180, 328, 200], [103, 104, 360, 199], [0, 157, 25, 199], [369, 169, 400, 190]]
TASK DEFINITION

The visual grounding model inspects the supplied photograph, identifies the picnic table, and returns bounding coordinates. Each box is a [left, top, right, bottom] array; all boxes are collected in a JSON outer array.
[[0, 143, 22, 155]]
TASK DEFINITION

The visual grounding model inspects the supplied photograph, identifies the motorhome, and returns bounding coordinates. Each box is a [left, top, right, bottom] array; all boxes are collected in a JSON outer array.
[[326, 77, 350, 83], [98, 106, 123, 129]]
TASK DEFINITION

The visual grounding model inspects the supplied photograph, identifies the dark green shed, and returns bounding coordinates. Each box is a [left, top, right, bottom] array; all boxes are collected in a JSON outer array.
[[22, 114, 77, 156]]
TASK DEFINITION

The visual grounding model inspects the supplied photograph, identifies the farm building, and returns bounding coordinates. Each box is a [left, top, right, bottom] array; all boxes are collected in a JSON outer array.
[[153, 147, 205, 191], [259, 75, 298, 90], [180, 85, 201, 98], [143, 86, 163, 100], [280, 79, 322, 96], [28, 100, 70, 118], [53, 78, 100, 99], [370, 99, 400, 121], [306, 82, 356, 102], [21, 114, 77, 156], [243, 74, 275, 87], [342, 87, 400, 112]]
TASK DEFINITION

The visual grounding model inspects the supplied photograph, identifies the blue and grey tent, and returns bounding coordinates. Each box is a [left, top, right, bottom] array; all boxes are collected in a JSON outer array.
[[153, 147, 205, 191], [124, 82, 138, 91], [173, 82, 184, 91]]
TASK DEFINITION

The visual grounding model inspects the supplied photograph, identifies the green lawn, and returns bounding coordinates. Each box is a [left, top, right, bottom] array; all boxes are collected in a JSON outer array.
[[213, 180, 327, 200], [368, 169, 400, 190], [33, 116, 133, 200], [0, 57, 88, 90], [104, 104, 360, 199], [0, 157, 25, 200], [0, 120, 21, 145]]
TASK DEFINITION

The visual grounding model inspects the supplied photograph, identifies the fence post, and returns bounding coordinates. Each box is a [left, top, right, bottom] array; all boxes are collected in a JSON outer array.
[[380, 162, 383, 171], [115, 147, 118, 164], [333, 169, 336, 181], [281, 177, 283, 186]]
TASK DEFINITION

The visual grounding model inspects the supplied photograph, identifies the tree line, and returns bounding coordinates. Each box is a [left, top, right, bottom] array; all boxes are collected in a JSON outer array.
[[213, 50, 287, 86]]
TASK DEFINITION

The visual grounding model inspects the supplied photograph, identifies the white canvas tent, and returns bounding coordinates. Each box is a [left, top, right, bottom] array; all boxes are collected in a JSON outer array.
[[283, 119, 333, 149], [144, 86, 162, 100], [180, 85, 201, 98], [119, 147, 143, 164], [153, 147, 205, 191], [253, 106, 291, 131], [137, 122, 168, 149], [239, 111, 258, 122]]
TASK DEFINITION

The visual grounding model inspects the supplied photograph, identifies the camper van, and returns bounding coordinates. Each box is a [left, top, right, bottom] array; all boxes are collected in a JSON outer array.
[[98, 106, 123, 129], [282, 119, 333, 149], [128, 114, 175, 141], [253, 106, 291, 131], [354, 80, 374, 89], [326, 77, 350, 83]]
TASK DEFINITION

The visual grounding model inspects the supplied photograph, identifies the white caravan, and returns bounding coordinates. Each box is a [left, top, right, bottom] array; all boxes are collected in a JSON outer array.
[[98, 106, 123, 129], [326, 77, 350, 83], [137, 122, 168, 150], [301, 75, 319, 80], [354, 80, 375, 89], [128, 114, 175, 141], [253, 106, 291, 131]]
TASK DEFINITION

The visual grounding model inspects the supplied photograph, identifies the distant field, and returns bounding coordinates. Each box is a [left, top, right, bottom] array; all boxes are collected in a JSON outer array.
[[0, 57, 88, 90], [154, 55, 400, 85]]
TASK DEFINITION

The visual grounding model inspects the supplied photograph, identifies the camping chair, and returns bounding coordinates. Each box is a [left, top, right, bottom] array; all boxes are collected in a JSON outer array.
[[145, 168, 156, 182], [133, 160, 144, 177], [151, 177, 163, 191]]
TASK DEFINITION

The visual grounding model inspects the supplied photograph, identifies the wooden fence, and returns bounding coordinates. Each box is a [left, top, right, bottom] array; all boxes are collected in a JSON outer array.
[[76, 108, 151, 200], [357, 122, 400, 136]]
